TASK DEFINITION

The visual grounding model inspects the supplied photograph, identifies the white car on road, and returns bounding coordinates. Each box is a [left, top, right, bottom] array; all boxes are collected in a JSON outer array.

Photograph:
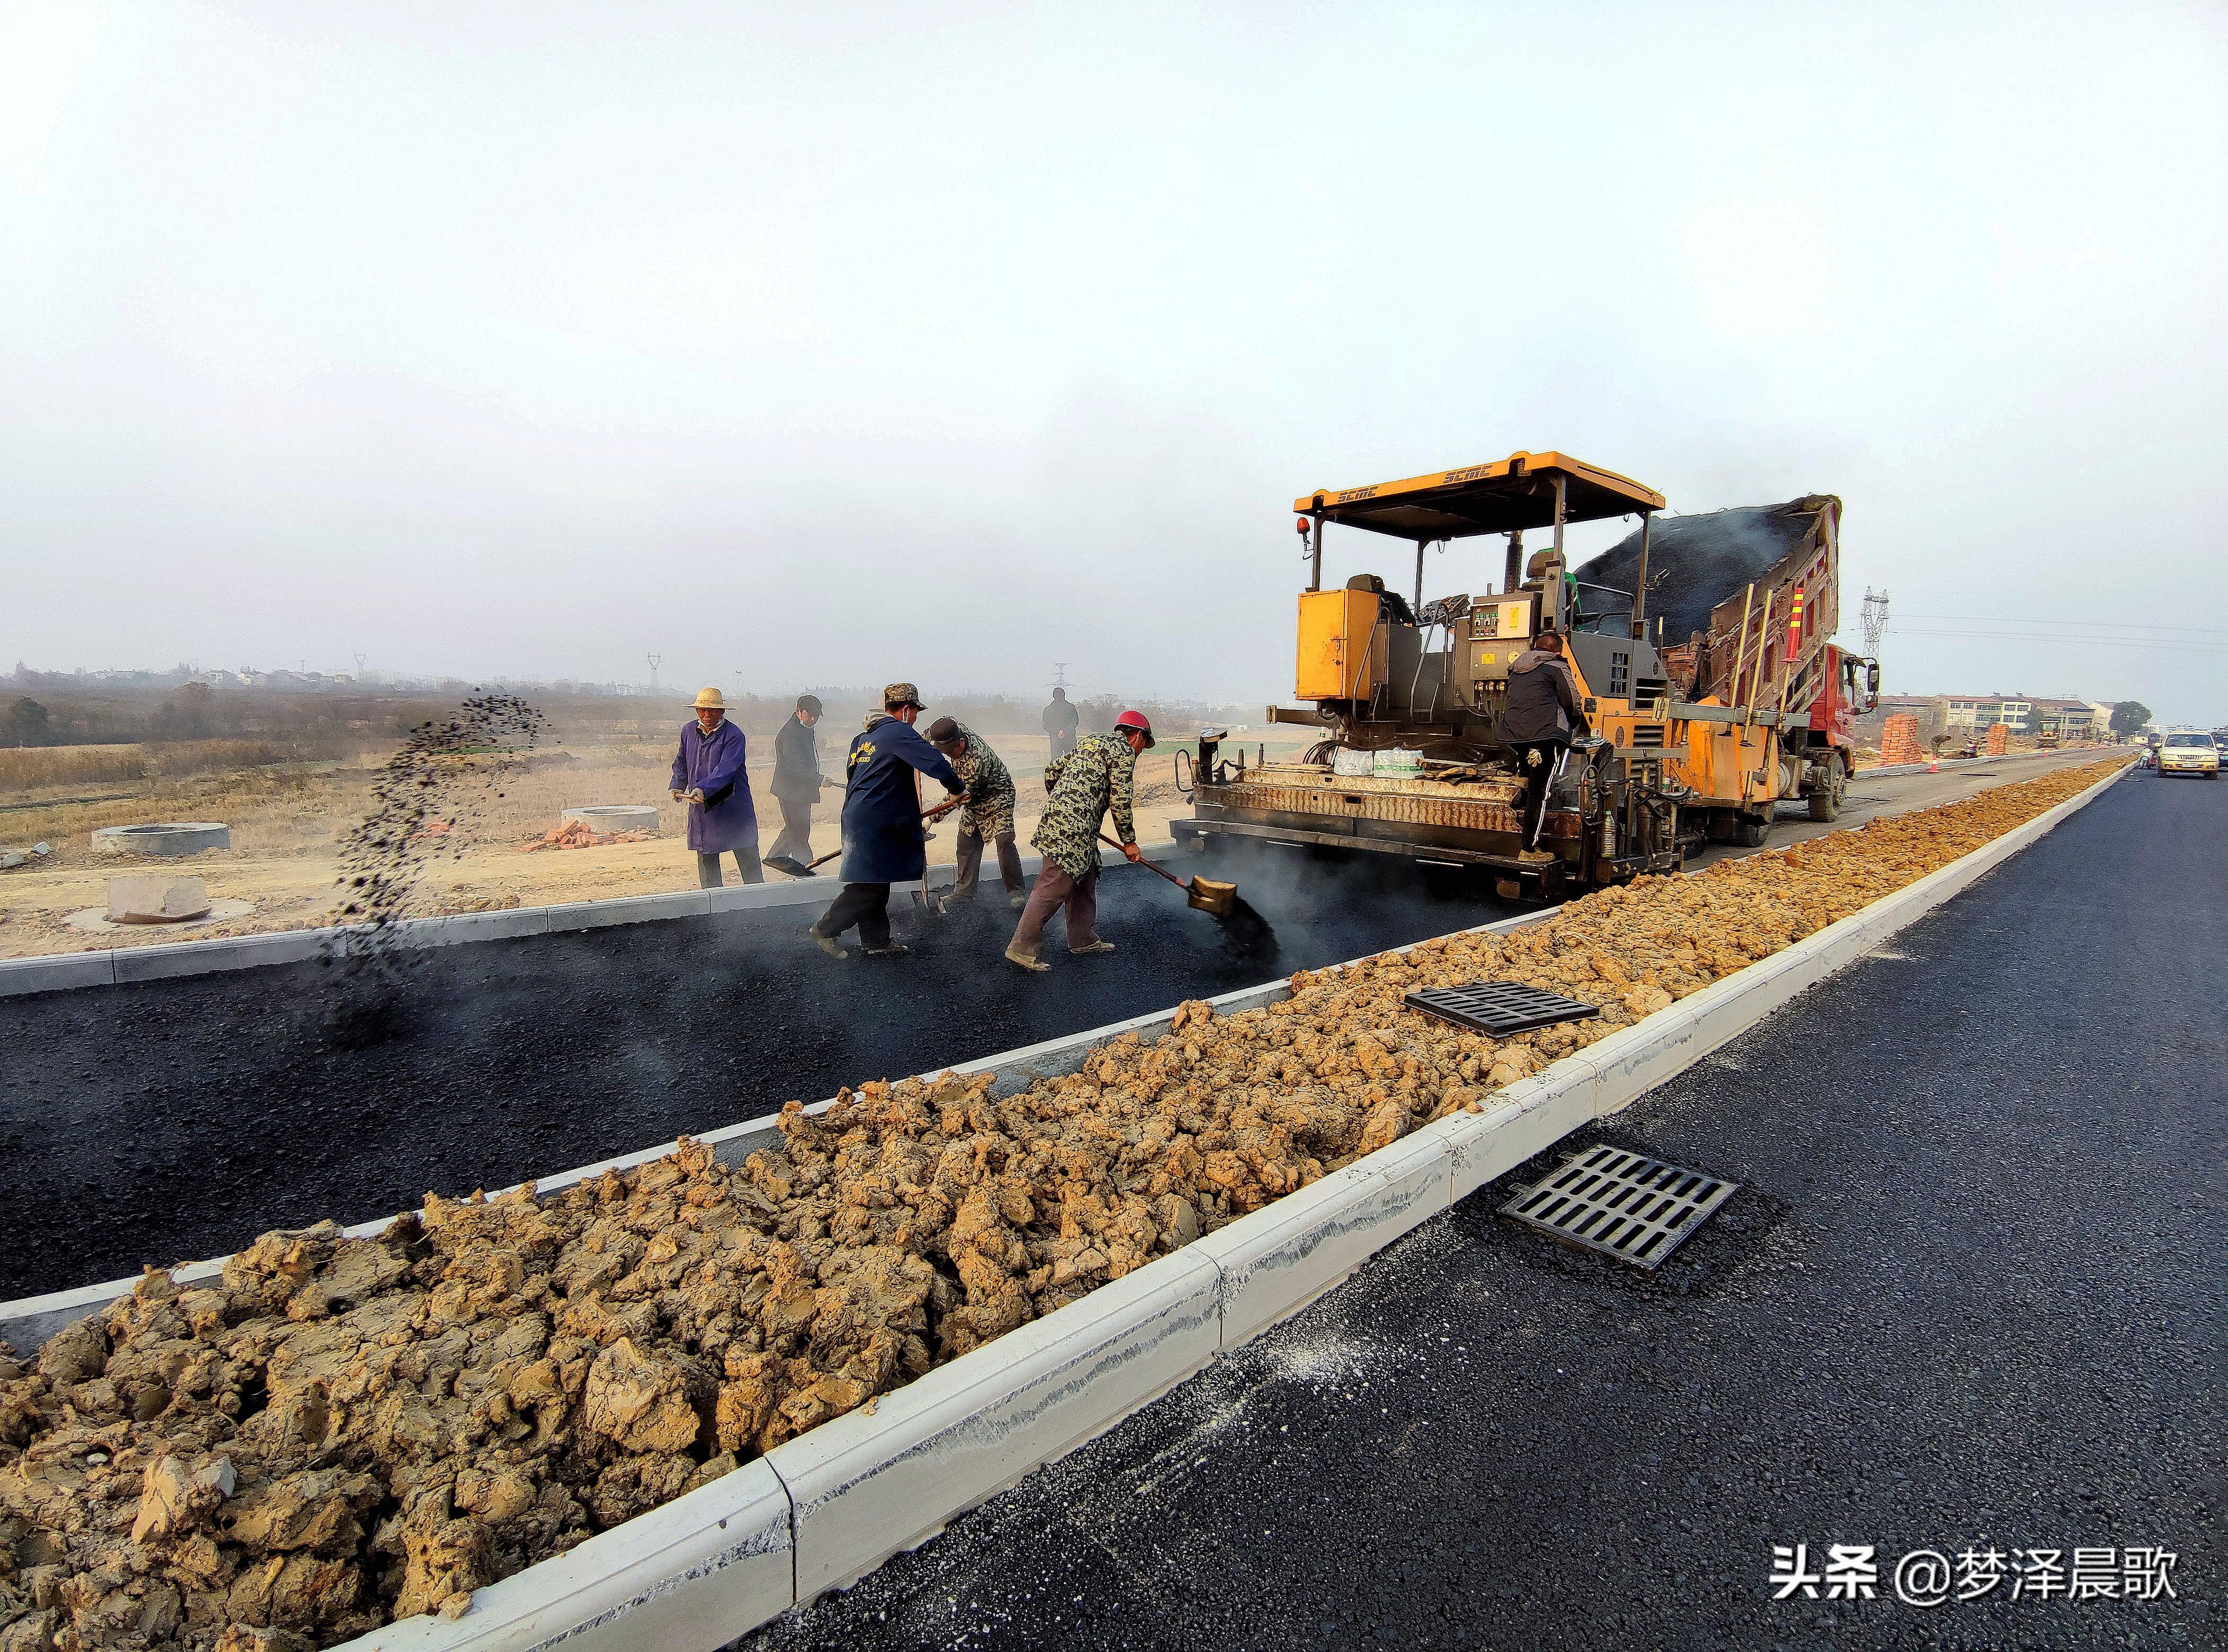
[[2158, 731, 2220, 778]]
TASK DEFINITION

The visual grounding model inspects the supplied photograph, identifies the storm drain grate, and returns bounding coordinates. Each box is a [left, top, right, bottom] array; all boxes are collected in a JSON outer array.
[[1403, 982, 1603, 1037], [1499, 1145, 1738, 1270]]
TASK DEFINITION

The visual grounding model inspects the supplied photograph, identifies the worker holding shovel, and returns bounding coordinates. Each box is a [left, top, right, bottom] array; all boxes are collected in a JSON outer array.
[[807, 683, 965, 959], [925, 716, 1026, 908], [1005, 710, 1150, 972], [670, 687, 763, 887], [765, 694, 838, 873]]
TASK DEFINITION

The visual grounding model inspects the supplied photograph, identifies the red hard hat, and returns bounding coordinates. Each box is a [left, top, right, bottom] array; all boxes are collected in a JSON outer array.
[[1113, 709, 1155, 748]]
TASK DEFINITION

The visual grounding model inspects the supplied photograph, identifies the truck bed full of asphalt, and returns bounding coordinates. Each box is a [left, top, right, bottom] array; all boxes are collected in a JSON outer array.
[[741, 766, 2220, 1651]]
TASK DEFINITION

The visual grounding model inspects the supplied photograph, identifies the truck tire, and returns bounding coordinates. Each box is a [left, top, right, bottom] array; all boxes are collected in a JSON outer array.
[[1808, 765, 1847, 822], [1735, 814, 1770, 848]]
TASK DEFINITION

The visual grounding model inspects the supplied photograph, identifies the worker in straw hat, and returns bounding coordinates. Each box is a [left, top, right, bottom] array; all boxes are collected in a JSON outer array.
[[669, 687, 762, 887], [806, 683, 964, 958], [1005, 709, 1151, 972]]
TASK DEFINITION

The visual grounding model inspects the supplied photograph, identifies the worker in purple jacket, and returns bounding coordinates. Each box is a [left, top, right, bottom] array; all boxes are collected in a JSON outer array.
[[670, 687, 762, 887]]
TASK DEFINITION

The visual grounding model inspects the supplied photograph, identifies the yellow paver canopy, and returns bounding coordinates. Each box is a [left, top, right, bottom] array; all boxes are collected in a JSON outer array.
[[1296, 451, 1664, 539]]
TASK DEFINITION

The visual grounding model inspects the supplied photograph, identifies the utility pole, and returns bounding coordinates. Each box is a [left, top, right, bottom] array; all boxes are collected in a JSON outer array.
[[646, 652, 662, 696], [1861, 588, 1890, 658]]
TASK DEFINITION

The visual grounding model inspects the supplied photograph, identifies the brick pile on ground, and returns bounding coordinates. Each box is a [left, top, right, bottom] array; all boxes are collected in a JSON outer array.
[[1985, 723, 2011, 756], [0, 760, 2126, 1650], [519, 821, 654, 854], [1877, 714, 1920, 766]]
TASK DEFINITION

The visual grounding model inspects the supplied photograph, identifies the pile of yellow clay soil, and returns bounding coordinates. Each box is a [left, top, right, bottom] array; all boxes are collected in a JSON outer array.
[[0, 759, 2124, 1650]]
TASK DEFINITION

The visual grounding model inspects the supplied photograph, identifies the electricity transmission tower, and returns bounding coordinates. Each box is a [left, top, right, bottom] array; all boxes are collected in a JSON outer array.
[[1861, 588, 1890, 657], [1053, 662, 1069, 691], [646, 652, 663, 695]]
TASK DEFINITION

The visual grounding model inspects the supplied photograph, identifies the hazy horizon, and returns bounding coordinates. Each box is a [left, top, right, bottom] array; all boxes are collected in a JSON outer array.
[[5, 3, 2224, 722]]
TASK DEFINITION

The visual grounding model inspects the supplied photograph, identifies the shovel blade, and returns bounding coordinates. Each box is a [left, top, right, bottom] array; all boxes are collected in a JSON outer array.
[[1185, 875, 1237, 917]]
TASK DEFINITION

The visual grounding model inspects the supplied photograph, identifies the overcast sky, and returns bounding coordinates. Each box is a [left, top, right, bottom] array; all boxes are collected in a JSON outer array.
[[5, 2, 2224, 722]]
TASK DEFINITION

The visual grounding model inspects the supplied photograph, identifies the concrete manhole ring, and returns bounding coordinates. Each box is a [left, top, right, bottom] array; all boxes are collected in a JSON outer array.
[[91, 822, 231, 857], [67, 897, 255, 934], [560, 805, 661, 832]]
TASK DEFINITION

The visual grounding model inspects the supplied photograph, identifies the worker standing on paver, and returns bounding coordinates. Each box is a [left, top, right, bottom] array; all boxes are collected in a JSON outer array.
[[1043, 687, 1080, 764], [1502, 631, 1588, 863], [766, 694, 835, 872], [1005, 710, 1151, 972], [670, 687, 763, 887], [807, 684, 964, 959], [925, 716, 1026, 909]]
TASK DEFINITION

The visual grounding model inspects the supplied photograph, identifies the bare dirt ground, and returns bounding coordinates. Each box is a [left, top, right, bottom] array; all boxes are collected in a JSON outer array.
[[0, 730, 1324, 959]]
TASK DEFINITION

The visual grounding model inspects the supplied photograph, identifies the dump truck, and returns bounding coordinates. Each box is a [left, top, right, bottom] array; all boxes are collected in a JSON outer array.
[[1171, 450, 1879, 898]]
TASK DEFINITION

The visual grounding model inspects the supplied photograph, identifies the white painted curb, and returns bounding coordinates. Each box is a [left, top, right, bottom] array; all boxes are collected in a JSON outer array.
[[771, 1251, 1224, 1601], [0, 844, 1152, 1000], [346, 1461, 793, 1652], [0, 764, 2127, 1650]]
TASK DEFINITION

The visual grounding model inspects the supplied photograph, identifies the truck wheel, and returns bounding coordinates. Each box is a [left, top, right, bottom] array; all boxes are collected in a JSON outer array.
[[1808, 766, 1846, 822], [1735, 814, 1770, 848]]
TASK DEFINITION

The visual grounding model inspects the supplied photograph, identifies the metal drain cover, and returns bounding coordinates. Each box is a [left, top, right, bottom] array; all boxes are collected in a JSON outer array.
[[1499, 1145, 1738, 1270], [1403, 982, 1603, 1037]]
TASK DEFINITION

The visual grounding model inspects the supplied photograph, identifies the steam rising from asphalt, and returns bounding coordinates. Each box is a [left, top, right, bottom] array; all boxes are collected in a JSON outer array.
[[320, 693, 546, 1045]]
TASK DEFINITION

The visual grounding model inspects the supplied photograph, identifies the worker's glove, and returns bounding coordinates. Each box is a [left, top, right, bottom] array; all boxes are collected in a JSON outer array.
[[669, 788, 684, 801], [687, 788, 705, 804], [1524, 748, 1543, 769]]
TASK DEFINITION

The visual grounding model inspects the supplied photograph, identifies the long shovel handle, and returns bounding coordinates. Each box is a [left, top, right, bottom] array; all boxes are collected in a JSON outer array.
[[802, 797, 962, 872], [1099, 832, 1185, 888]]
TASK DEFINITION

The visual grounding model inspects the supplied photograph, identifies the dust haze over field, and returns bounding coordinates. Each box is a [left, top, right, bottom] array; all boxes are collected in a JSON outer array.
[[2, 5, 2224, 721]]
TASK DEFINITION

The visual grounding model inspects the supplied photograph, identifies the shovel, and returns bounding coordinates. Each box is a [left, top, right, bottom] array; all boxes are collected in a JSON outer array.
[[1098, 834, 1236, 917], [768, 797, 963, 879]]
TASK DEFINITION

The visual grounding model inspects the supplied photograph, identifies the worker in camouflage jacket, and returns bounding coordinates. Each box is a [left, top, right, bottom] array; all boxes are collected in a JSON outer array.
[[1006, 711, 1152, 971], [926, 717, 1025, 907]]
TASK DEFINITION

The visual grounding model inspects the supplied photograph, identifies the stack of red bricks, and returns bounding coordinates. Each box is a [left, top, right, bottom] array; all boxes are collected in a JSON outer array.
[[1984, 723, 2011, 756], [1879, 714, 1921, 766]]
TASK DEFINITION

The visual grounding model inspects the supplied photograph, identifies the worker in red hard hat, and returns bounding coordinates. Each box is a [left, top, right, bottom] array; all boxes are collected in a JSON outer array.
[[1006, 709, 1153, 972]]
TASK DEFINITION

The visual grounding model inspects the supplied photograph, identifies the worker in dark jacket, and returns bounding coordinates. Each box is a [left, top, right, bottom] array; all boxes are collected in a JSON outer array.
[[1043, 687, 1080, 763], [669, 686, 762, 886], [1503, 631, 1587, 863], [807, 683, 963, 958], [766, 694, 834, 872]]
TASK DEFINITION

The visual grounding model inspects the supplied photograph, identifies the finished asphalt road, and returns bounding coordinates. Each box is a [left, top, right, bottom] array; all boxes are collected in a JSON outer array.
[[743, 762, 2219, 1651]]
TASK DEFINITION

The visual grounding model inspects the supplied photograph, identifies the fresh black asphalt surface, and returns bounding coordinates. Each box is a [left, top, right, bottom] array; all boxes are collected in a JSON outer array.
[[0, 842, 1521, 1301], [741, 764, 2220, 1652]]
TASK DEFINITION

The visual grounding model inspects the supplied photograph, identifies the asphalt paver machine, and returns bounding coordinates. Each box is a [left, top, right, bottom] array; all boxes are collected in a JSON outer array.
[[1173, 451, 1879, 899]]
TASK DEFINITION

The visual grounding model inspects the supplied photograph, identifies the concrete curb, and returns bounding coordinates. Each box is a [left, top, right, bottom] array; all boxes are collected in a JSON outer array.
[[346, 1460, 794, 1652], [0, 763, 2128, 1651], [0, 845, 1151, 1001]]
